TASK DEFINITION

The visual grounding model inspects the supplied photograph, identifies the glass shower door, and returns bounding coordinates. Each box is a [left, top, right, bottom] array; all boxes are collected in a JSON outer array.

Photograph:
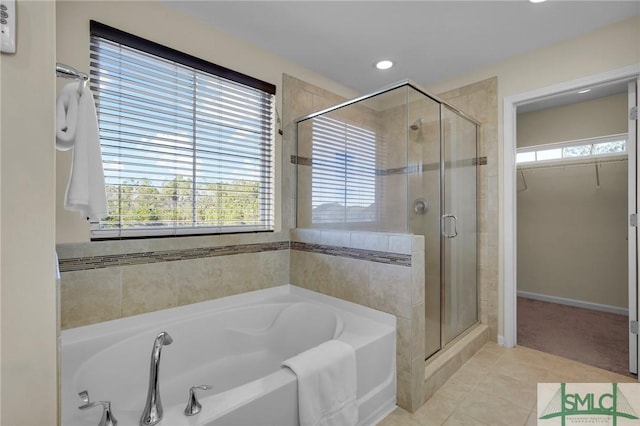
[[406, 90, 442, 359], [442, 105, 478, 345]]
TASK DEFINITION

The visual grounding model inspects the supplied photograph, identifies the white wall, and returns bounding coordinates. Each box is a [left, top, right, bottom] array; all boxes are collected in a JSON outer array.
[[427, 14, 640, 339], [0, 1, 58, 424], [55, 0, 357, 243]]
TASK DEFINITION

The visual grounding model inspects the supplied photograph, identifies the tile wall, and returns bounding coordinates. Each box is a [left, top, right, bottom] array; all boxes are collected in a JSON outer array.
[[57, 238, 290, 329], [290, 228, 426, 412]]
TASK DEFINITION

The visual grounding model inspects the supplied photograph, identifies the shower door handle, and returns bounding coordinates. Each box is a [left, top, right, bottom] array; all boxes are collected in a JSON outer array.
[[441, 214, 458, 238]]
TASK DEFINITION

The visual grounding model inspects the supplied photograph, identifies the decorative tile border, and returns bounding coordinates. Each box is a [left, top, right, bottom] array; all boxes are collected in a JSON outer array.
[[377, 164, 434, 176], [59, 241, 290, 273], [290, 241, 411, 267]]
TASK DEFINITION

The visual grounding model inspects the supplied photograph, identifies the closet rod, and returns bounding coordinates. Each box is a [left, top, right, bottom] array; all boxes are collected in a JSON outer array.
[[56, 62, 89, 81]]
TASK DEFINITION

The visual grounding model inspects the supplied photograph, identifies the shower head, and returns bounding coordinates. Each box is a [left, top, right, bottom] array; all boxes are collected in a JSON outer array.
[[409, 118, 423, 131]]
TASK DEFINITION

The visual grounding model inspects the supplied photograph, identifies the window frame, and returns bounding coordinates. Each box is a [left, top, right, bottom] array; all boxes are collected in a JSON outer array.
[[516, 133, 628, 166], [88, 21, 276, 240]]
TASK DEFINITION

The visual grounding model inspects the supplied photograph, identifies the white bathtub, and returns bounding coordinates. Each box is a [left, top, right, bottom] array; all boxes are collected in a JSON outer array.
[[61, 285, 396, 426]]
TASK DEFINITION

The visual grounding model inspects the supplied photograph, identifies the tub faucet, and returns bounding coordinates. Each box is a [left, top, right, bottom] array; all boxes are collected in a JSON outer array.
[[140, 331, 173, 426]]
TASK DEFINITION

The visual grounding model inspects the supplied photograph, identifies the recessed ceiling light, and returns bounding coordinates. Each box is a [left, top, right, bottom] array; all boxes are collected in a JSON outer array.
[[529, 0, 547, 3], [578, 88, 592, 94], [375, 60, 394, 70]]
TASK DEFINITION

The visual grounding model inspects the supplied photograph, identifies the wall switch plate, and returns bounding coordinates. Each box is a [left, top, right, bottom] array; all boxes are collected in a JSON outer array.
[[0, 0, 16, 54]]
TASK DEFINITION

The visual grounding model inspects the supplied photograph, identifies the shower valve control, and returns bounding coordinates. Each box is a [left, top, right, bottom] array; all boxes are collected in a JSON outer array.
[[414, 198, 428, 215]]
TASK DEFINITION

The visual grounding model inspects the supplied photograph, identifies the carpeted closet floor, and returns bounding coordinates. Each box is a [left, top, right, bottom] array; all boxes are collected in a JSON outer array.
[[517, 296, 635, 378]]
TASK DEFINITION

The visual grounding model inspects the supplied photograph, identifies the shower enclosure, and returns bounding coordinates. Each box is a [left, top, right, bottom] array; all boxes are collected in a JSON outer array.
[[295, 80, 480, 359]]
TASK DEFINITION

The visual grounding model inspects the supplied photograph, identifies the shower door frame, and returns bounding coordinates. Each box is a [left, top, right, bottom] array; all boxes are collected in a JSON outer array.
[[436, 107, 481, 355]]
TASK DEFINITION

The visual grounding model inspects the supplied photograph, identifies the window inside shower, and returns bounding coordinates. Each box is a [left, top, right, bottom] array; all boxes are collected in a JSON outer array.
[[310, 117, 377, 225]]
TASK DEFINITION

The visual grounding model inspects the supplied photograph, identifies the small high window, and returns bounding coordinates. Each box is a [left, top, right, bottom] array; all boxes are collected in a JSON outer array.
[[516, 134, 627, 165], [89, 21, 275, 239]]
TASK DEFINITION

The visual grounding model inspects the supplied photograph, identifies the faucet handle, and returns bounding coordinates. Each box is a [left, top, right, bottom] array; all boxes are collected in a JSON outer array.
[[78, 390, 118, 426], [184, 385, 213, 416]]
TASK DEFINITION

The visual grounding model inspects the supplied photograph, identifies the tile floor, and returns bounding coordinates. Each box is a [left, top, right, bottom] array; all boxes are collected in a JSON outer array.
[[378, 342, 637, 426]]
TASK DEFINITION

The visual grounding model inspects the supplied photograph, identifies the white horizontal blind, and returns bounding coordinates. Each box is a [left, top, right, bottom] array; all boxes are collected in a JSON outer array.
[[311, 117, 376, 224], [89, 35, 274, 238]]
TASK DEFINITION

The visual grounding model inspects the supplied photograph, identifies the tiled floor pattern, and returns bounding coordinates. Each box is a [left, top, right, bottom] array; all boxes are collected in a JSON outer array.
[[378, 342, 637, 426]]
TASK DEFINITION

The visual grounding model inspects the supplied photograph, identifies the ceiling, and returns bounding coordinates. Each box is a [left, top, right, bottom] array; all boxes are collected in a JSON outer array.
[[164, 0, 640, 98], [516, 77, 634, 114]]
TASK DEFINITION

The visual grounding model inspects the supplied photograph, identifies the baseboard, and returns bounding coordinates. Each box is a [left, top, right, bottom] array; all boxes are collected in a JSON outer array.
[[517, 291, 628, 316], [497, 335, 505, 346]]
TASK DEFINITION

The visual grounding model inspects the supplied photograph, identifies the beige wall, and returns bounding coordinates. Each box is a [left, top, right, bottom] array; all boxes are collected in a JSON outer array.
[[427, 14, 640, 340], [55, 0, 356, 244], [0, 1, 58, 424], [517, 93, 629, 148], [518, 160, 628, 308]]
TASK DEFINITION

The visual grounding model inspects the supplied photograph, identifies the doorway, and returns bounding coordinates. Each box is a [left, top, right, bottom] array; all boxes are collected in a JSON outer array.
[[502, 65, 640, 378], [515, 90, 630, 375]]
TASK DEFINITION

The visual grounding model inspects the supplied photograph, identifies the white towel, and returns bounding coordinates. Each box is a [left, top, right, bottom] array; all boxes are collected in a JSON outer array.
[[282, 340, 358, 426], [56, 82, 108, 222], [56, 82, 80, 150]]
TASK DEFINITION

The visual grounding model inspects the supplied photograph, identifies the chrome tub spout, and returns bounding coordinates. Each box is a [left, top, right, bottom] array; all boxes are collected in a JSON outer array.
[[140, 331, 173, 426]]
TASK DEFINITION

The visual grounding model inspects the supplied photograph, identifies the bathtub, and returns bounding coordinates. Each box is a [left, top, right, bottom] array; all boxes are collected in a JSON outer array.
[[61, 285, 396, 426]]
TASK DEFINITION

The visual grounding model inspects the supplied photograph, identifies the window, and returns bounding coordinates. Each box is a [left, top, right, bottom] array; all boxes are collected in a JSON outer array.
[[311, 116, 376, 224], [516, 134, 627, 165], [89, 21, 275, 239]]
